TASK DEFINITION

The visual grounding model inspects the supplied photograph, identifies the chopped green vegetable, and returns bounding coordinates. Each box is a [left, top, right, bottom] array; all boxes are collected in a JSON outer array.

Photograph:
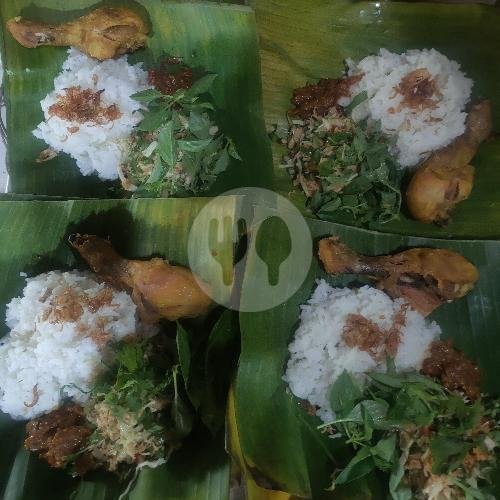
[[120, 65, 240, 198], [278, 106, 402, 226], [326, 370, 500, 499], [73, 339, 192, 474]]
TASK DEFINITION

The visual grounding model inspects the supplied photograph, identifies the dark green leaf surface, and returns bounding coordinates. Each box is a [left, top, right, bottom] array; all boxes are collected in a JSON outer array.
[[253, 0, 500, 238], [0, 197, 237, 499], [128, 433, 230, 500], [235, 209, 500, 498], [0, 0, 273, 197]]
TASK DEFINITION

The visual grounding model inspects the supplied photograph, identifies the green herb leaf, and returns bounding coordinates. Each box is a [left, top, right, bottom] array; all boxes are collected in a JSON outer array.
[[184, 74, 217, 99], [178, 138, 213, 153], [344, 91, 368, 115], [146, 156, 166, 184], [172, 366, 194, 439], [158, 122, 176, 166], [188, 111, 211, 139], [137, 109, 170, 132], [176, 323, 191, 386], [116, 342, 143, 373], [334, 447, 374, 485], [329, 371, 362, 418], [430, 436, 469, 474], [131, 88, 164, 103]]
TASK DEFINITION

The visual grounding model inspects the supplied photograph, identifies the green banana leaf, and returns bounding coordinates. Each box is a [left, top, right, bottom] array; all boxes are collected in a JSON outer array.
[[0, 197, 238, 499], [0, 0, 273, 197], [252, 0, 500, 239], [234, 204, 500, 498]]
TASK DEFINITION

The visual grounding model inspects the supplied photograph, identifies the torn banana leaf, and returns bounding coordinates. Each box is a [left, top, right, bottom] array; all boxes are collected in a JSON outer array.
[[0, 197, 238, 499], [0, 0, 273, 197], [253, 0, 500, 239], [235, 205, 500, 498]]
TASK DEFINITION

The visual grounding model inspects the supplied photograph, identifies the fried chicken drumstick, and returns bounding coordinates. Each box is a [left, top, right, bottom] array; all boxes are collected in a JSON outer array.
[[318, 237, 478, 316], [7, 7, 148, 60], [406, 101, 492, 225], [70, 234, 212, 323]]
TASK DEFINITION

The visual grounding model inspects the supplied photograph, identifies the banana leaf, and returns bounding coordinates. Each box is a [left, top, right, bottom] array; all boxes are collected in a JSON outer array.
[[0, 196, 238, 499], [234, 204, 500, 498], [0, 0, 274, 197], [252, 0, 500, 239]]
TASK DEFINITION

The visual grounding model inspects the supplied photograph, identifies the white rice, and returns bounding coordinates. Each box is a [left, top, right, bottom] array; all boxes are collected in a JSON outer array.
[[0, 270, 154, 420], [283, 281, 441, 422], [343, 48, 473, 167], [33, 48, 150, 180]]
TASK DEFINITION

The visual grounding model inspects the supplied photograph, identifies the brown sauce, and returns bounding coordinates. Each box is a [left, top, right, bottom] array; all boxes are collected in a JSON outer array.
[[421, 339, 480, 399], [290, 74, 362, 119], [148, 58, 193, 95], [25, 404, 96, 475]]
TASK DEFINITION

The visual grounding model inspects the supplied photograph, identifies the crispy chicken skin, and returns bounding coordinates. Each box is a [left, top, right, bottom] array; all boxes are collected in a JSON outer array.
[[406, 101, 492, 224], [318, 237, 478, 316], [7, 7, 148, 60], [70, 234, 212, 323]]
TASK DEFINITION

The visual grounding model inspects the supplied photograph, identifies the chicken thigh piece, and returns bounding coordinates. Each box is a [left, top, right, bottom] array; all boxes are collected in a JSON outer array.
[[70, 234, 212, 323], [406, 101, 492, 225], [318, 237, 478, 316], [7, 7, 148, 60]]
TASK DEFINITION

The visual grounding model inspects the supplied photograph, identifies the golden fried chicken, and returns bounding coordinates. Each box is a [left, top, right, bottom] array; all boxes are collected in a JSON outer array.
[[7, 7, 148, 60], [318, 237, 478, 316], [70, 234, 212, 323], [406, 101, 492, 224]]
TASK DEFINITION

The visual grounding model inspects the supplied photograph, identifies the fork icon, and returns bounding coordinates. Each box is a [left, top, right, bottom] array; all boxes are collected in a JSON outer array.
[[208, 216, 247, 287]]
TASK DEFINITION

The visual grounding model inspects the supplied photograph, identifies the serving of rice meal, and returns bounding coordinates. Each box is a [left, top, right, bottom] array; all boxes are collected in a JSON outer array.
[[283, 281, 441, 422], [0, 270, 154, 420], [33, 48, 150, 180], [343, 48, 473, 167]]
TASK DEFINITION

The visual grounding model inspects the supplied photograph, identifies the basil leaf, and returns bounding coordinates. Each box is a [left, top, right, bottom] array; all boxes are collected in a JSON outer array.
[[184, 73, 217, 99], [158, 122, 176, 166], [131, 88, 164, 103], [329, 370, 362, 418], [178, 138, 213, 153], [430, 436, 468, 474], [334, 447, 374, 485], [344, 90, 368, 115], [371, 434, 397, 469], [188, 111, 211, 139], [137, 109, 170, 132]]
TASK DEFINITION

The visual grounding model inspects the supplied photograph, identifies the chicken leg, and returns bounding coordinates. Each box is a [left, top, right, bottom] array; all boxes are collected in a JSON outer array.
[[406, 101, 492, 225], [70, 234, 212, 323], [318, 237, 478, 316], [7, 7, 148, 60]]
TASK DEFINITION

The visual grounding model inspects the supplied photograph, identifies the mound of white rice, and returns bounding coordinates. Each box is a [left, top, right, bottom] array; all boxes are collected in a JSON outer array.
[[343, 48, 473, 167], [283, 281, 441, 422], [33, 48, 150, 180], [0, 270, 154, 420]]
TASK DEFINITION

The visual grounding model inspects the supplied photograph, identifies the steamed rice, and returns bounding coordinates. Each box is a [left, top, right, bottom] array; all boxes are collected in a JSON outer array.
[[283, 281, 440, 422], [343, 48, 473, 167], [0, 270, 154, 420], [33, 48, 150, 180]]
